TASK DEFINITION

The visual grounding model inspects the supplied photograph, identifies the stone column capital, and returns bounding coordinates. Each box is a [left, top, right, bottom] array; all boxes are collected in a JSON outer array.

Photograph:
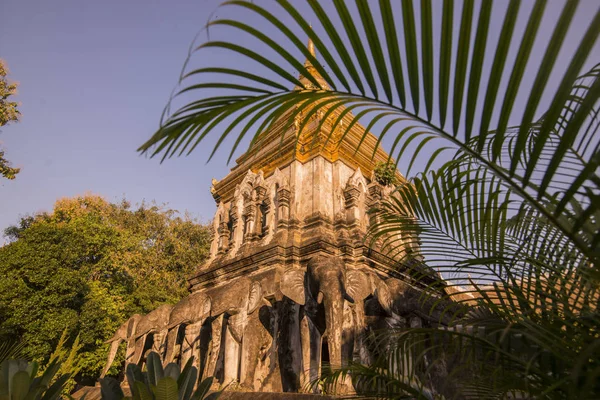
[[343, 185, 361, 208]]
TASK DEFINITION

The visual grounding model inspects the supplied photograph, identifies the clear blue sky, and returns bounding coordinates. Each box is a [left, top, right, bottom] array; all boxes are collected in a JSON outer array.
[[1, 0, 598, 238], [0, 0, 232, 236]]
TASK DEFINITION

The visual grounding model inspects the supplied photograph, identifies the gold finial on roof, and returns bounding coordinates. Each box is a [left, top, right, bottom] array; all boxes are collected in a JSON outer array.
[[307, 36, 315, 58], [305, 24, 316, 66], [296, 27, 330, 91]]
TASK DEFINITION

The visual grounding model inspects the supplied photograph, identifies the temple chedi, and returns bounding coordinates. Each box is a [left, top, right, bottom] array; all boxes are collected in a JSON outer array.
[[100, 39, 449, 395]]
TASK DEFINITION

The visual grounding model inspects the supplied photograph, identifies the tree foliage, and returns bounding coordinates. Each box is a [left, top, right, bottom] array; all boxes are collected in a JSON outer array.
[[0, 59, 20, 180], [138, 1, 599, 398], [0, 195, 211, 385], [373, 162, 399, 187]]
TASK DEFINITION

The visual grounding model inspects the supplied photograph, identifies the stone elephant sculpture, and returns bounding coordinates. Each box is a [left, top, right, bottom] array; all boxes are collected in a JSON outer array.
[[280, 254, 375, 391], [164, 291, 211, 367], [131, 304, 173, 366], [203, 277, 265, 386], [99, 314, 142, 378], [373, 278, 453, 325]]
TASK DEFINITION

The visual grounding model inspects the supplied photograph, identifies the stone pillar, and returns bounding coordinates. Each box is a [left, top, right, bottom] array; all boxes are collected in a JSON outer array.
[[209, 221, 219, 259], [261, 198, 271, 238], [229, 203, 244, 255], [217, 221, 230, 255], [367, 183, 383, 225], [254, 185, 267, 238], [152, 331, 167, 361], [243, 202, 257, 243], [277, 188, 291, 226], [223, 325, 241, 385], [343, 184, 361, 226], [367, 183, 385, 248]]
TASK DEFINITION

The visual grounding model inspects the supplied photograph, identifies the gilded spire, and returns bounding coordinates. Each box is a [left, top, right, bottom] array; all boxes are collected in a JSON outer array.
[[307, 37, 315, 58], [297, 31, 330, 91], [305, 32, 316, 68]]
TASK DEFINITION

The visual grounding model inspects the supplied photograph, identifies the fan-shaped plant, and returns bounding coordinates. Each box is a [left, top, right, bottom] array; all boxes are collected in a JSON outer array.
[[373, 162, 399, 187]]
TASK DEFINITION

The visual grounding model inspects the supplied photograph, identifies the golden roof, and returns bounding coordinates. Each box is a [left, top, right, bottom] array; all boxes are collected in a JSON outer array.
[[211, 39, 403, 203]]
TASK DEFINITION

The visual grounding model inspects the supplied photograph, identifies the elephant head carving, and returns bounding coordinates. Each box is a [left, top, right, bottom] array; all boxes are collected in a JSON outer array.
[[373, 277, 395, 315], [372, 278, 451, 324], [100, 314, 142, 378], [280, 254, 374, 370], [227, 280, 263, 343], [202, 278, 265, 386], [131, 304, 173, 365], [164, 291, 212, 365], [281, 255, 370, 305]]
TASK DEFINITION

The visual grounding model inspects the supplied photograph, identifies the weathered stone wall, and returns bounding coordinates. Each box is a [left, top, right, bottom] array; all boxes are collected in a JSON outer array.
[[205, 156, 370, 265]]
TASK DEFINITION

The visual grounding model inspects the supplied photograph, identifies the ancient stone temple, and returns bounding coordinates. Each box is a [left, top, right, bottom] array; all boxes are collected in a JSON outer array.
[[100, 40, 448, 395]]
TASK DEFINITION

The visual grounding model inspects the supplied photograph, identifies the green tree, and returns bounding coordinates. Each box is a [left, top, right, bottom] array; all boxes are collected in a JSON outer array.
[[0, 195, 211, 385], [139, 1, 599, 398], [0, 59, 20, 180]]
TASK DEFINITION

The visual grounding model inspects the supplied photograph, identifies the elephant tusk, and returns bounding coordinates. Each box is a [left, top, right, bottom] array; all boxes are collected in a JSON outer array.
[[316, 292, 324, 304]]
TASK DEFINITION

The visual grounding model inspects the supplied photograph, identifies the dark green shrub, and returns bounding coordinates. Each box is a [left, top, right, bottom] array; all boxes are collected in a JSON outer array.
[[374, 162, 399, 186]]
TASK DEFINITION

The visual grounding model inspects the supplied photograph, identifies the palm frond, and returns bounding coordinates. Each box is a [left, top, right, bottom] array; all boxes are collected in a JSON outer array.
[[322, 310, 599, 399], [463, 63, 600, 256], [365, 152, 598, 397]]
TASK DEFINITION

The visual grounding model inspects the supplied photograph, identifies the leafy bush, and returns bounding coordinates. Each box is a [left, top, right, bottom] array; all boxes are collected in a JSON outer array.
[[0, 330, 82, 400], [99, 352, 220, 400], [373, 162, 399, 187]]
